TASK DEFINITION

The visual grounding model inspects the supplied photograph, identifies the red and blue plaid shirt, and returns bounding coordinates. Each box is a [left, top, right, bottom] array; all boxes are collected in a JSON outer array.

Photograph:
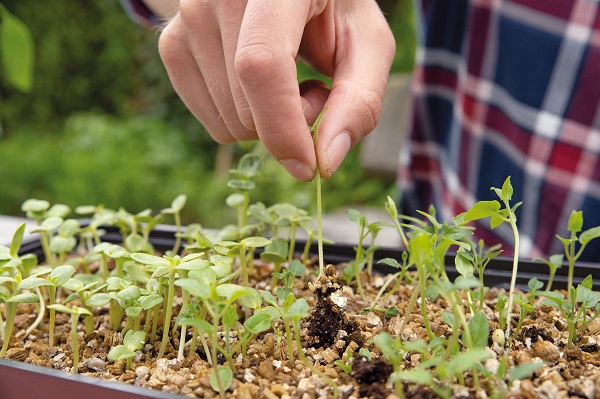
[[400, 0, 600, 261]]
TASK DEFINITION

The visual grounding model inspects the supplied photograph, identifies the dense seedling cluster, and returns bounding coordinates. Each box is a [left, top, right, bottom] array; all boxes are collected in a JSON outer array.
[[1, 153, 600, 399]]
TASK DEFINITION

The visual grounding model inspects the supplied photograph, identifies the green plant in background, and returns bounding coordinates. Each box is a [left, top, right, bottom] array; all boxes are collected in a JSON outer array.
[[0, 3, 33, 92]]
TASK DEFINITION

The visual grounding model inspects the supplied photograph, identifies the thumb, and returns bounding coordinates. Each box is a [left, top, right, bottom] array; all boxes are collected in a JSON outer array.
[[315, 5, 395, 177]]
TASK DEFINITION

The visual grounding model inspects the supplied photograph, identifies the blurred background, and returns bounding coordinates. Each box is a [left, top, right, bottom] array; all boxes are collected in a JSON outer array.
[[0, 0, 416, 229]]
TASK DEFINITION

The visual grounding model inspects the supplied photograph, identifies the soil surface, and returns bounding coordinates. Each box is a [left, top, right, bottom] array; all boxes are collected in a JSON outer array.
[[3, 257, 600, 399]]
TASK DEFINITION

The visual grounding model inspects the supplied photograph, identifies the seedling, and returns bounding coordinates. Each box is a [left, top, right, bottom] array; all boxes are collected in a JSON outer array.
[[310, 109, 327, 275], [160, 194, 187, 254], [460, 177, 521, 344], [227, 153, 262, 231], [0, 223, 40, 357], [541, 275, 600, 344], [18, 265, 77, 346], [130, 251, 204, 358], [556, 210, 600, 297], [534, 254, 563, 292], [217, 236, 271, 286], [46, 304, 92, 373], [107, 330, 146, 370]]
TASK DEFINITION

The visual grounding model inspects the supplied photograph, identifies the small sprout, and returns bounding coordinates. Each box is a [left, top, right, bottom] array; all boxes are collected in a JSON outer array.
[[107, 330, 146, 370]]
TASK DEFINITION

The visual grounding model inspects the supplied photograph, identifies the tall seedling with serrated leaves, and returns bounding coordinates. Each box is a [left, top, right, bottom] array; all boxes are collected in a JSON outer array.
[[460, 177, 521, 344]]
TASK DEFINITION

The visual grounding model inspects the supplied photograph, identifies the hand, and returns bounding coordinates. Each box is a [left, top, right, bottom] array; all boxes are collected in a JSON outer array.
[[158, 0, 396, 181]]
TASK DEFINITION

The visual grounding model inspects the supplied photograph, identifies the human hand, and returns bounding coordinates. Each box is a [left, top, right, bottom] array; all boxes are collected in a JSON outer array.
[[159, 0, 396, 181]]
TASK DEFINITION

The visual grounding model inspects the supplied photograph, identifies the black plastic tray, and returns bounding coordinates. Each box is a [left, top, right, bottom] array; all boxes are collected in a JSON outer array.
[[1, 225, 599, 399]]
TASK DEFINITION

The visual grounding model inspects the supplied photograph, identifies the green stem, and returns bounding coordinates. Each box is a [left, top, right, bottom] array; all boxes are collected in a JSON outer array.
[[567, 234, 576, 299], [354, 235, 367, 303], [284, 319, 295, 364], [0, 303, 16, 357], [504, 214, 520, 346], [25, 287, 46, 336], [240, 247, 249, 286], [71, 315, 80, 373], [173, 212, 182, 254], [158, 269, 176, 359], [316, 171, 324, 276], [49, 287, 57, 347], [288, 223, 297, 264]]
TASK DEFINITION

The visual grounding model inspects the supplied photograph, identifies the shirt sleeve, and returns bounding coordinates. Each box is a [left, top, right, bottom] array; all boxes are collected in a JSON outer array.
[[119, 0, 162, 28]]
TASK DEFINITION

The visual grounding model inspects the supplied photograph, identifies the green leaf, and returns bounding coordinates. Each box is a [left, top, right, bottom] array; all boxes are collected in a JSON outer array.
[[445, 348, 491, 377], [348, 209, 367, 228], [125, 306, 143, 318], [576, 284, 599, 309], [390, 369, 433, 386], [118, 285, 142, 301], [237, 153, 262, 177], [123, 330, 146, 350], [131, 253, 169, 267], [18, 277, 51, 290], [568, 210, 584, 233], [47, 303, 74, 314], [9, 223, 26, 258], [49, 265, 77, 286], [7, 292, 39, 303], [244, 312, 273, 334], [176, 258, 210, 271], [580, 226, 600, 246], [509, 362, 545, 381], [175, 278, 210, 299], [107, 345, 135, 361], [0, 5, 34, 92], [467, 311, 489, 348], [171, 194, 187, 213], [140, 293, 163, 309], [85, 293, 111, 307], [500, 176, 513, 201], [177, 316, 214, 333], [377, 258, 401, 269], [455, 252, 474, 277], [210, 366, 233, 393], [240, 236, 271, 248], [227, 179, 255, 191], [462, 201, 501, 223], [385, 196, 399, 219], [288, 260, 305, 276], [287, 297, 309, 319]]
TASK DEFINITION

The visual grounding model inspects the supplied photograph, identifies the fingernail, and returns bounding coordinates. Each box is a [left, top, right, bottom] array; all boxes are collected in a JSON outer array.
[[280, 159, 315, 181], [325, 132, 352, 176]]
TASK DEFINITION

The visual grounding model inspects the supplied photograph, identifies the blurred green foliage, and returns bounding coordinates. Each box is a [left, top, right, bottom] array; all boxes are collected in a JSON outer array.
[[0, 0, 411, 227]]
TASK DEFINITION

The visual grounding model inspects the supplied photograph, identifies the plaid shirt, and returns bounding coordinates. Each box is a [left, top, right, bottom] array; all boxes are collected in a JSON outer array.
[[400, 0, 600, 261]]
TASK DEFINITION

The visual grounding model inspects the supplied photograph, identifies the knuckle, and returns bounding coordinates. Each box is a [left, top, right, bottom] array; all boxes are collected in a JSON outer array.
[[234, 42, 277, 82], [178, 0, 210, 23], [357, 88, 384, 132], [158, 26, 184, 65]]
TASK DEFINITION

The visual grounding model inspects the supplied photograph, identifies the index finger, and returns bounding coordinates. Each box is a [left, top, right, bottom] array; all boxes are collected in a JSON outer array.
[[234, 0, 317, 182]]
